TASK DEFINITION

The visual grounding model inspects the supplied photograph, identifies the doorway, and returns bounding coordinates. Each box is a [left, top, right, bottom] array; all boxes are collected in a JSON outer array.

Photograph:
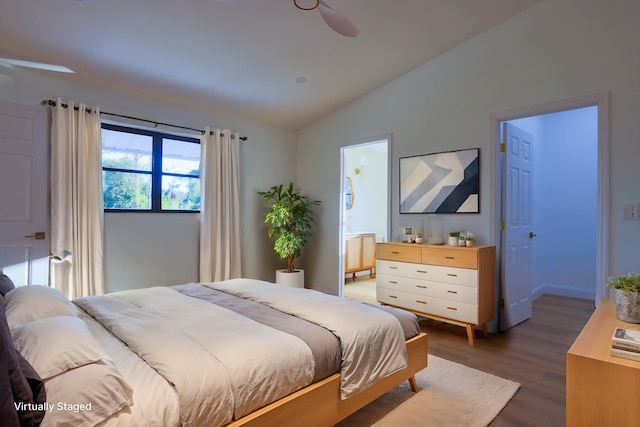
[[495, 93, 609, 331], [339, 138, 389, 302]]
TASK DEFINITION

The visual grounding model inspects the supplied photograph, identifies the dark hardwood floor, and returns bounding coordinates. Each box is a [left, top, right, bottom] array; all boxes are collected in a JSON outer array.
[[419, 294, 596, 427]]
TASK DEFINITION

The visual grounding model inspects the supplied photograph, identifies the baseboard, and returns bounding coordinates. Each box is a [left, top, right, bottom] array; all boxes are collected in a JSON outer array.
[[532, 284, 595, 301]]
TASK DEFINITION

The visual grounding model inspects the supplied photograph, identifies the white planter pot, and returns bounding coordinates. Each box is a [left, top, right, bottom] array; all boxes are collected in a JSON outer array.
[[275, 269, 304, 288], [448, 237, 458, 246]]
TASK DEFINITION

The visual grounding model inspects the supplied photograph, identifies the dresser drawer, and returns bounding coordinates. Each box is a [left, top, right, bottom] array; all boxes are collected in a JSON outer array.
[[422, 247, 478, 269], [426, 265, 478, 287], [377, 260, 477, 287], [428, 297, 478, 324], [377, 288, 478, 324], [377, 287, 431, 312], [377, 273, 429, 293], [376, 244, 422, 263], [377, 259, 429, 280], [377, 274, 477, 304]]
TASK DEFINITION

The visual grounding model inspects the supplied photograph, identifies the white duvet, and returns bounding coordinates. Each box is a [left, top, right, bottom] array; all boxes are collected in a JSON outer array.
[[77, 286, 315, 427], [206, 278, 408, 399], [76, 279, 408, 426]]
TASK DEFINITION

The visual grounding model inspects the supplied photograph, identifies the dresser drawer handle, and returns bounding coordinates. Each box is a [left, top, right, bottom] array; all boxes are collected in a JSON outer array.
[[446, 306, 458, 311], [416, 270, 427, 274], [391, 251, 400, 254], [416, 300, 427, 305], [389, 266, 398, 270], [447, 290, 458, 294], [447, 273, 458, 277], [389, 281, 398, 284], [445, 256, 455, 260], [416, 285, 427, 289], [388, 295, 398, 299]]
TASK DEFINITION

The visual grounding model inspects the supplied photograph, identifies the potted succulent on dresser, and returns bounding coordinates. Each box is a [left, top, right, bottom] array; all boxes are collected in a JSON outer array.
[[448, 230, 461, 246], [607, 273, 640, 323], [258, 182, 321, 288], [464, 235, 475, 247]]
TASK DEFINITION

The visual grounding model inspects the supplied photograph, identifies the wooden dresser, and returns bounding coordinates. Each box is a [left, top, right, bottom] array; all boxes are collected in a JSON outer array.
[[376, 242, 496, 345], [344, 233, 376, 280], [566, 299, 640, 426]]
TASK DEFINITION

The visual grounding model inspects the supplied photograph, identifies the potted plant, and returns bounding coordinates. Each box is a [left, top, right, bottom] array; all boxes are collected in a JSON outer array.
[[465, 235, 475, 247], [258, 182, 321, 288], [448, 230, 461, 247], [607, 273, 640, 323]]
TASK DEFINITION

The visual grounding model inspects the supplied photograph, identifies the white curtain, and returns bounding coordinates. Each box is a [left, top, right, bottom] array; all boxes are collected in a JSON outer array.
[[199, 127, 241, 282], [50, 98, 104, 299]]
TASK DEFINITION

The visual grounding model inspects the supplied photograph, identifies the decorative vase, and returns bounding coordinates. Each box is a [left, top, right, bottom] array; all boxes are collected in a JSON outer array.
[[275, 269, 304, 288], [425, 216, 444, 245], [466, 240, 474, 247], [448, 236, 458, 246], [614, 288, 640, 323]]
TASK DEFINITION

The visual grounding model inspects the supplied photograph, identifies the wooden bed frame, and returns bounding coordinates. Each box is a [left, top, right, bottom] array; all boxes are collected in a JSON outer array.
[[230, 332, 428, 427]]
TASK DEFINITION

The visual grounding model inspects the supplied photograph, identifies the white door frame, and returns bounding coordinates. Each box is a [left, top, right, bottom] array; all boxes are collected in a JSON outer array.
[[491, 92, 610, 307], [338, 135, 391, 296]]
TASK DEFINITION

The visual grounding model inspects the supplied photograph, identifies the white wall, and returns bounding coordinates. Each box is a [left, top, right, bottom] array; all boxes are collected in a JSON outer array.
[[297, 0, 640, 295], [344, 141, 388, 240], [0, 65, 296, 292]]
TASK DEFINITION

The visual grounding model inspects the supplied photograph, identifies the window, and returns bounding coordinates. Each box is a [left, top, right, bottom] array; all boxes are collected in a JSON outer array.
[[102, 123, 201, 212]]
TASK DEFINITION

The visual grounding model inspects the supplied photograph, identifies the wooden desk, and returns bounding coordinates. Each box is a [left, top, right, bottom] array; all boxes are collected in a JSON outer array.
[[566, 299, 640, 426]]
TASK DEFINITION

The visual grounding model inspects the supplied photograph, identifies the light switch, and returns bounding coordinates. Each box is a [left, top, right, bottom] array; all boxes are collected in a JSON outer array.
[[624, 204, 637, 221]]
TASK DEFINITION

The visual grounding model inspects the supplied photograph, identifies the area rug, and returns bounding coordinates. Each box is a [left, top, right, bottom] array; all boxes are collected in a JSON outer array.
[[336, 355, 521, 427]]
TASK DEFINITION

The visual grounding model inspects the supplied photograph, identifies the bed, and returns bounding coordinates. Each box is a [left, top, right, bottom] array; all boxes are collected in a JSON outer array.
[[1, 277, 428, 427]]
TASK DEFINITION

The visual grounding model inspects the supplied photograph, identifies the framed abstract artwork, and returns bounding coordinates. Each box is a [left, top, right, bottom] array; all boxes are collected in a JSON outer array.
[[399, 148, 480, 214]]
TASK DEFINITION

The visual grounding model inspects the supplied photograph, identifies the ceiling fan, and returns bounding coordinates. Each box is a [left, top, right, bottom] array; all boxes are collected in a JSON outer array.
[[219, 0, 359, 37], [0, 57, 74, 73]]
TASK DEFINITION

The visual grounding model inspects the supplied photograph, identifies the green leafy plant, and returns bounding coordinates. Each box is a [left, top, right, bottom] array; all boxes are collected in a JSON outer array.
[[607, 273, 640, 294], [449, 230, 461, 238], [258, 183, 321, 273]]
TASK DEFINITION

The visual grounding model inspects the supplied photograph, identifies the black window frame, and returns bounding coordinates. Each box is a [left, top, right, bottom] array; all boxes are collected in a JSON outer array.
[[102, 123, 201, 213]]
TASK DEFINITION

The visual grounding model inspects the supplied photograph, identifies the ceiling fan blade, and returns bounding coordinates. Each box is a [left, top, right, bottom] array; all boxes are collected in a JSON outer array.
[[318, 1, 359, 37], [0, 58, 74, 73]]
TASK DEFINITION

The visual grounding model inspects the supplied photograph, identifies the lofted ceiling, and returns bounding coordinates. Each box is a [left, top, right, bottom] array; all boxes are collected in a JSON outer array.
[[0, 0, 541, 130]]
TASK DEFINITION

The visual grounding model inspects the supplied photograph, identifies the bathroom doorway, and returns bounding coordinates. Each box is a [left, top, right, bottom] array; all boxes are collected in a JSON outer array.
[[339, 137, 389, 302]]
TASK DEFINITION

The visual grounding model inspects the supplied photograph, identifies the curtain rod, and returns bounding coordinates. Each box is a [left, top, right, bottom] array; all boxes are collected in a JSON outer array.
[[41, 99, 247, 141]]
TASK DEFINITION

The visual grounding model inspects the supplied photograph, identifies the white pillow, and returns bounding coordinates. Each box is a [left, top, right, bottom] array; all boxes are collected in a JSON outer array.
[[41, 361, 134, 427], [12, 316, 109, 380], [4, 285, 77, 330]]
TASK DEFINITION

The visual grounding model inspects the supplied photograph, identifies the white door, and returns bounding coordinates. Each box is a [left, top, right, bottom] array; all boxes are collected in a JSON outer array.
[[0, 101, 49, 286], [500, 122, 534, 330]]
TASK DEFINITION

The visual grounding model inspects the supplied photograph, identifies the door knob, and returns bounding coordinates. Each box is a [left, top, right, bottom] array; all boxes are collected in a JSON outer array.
[[529, 232, 537, 239]]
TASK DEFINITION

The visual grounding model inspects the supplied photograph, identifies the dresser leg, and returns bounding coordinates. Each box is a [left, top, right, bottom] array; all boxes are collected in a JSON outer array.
[[466, 324, 475, 346]]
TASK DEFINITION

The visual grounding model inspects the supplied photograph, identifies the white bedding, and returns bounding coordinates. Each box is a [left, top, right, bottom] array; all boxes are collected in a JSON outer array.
[[18, 279, 411, 426], [206, 278, 408, 399], [75, 286, 315, 427]]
